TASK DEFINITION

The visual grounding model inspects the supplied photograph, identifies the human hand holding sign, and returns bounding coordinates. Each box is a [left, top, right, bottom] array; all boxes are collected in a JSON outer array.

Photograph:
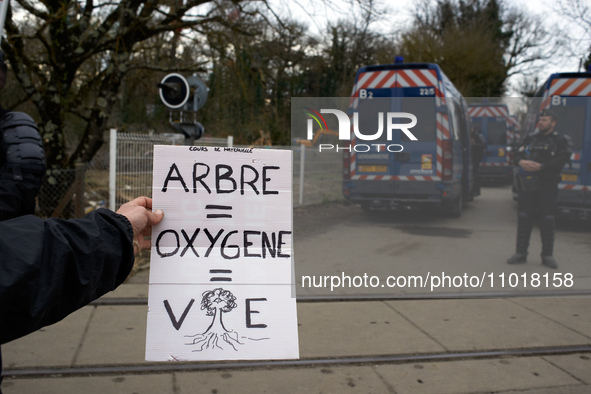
[[116, 197, 164, 253], [519, 159, 542, 172]]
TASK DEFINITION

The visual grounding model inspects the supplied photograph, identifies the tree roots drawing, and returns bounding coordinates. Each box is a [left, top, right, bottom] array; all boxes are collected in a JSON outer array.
[[186, 329, 243, 351]]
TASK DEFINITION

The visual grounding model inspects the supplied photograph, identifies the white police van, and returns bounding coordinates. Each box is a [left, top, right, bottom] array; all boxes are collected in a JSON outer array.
[[342, 62, 476, 217]]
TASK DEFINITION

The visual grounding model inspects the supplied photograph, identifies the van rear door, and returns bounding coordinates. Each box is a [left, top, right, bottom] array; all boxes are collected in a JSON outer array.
[[351, 67, 441, 182], [468, 105, 511, 166], [483, 117, 508, 163]]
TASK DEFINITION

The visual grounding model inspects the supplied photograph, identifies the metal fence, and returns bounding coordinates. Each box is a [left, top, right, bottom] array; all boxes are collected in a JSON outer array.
[[41, 132, 344, 218], [109, 131, 184, 210], [293, 145, 343, 206]]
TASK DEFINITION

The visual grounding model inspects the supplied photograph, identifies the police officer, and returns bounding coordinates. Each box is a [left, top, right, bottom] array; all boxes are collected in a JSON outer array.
[[507, 109, 571, 268], [470, 125, 486, 196], [0, 50, 46, 220]]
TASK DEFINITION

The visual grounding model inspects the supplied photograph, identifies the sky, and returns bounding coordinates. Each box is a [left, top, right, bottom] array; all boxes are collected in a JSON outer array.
[[270, 0, 589, 96]]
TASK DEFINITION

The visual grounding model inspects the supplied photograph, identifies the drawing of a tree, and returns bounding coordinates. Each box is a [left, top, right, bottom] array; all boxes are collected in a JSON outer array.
[[186, 288, 242, 351]]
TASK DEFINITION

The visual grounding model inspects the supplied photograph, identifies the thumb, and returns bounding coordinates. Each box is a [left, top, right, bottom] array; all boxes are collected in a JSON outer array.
[[135, 209, 164, 242], [147, 209, 164, 226]]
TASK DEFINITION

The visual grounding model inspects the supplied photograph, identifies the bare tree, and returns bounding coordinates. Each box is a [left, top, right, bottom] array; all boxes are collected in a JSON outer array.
[[552, 0, 591, 70], [398, 0, 555, 96], [503, 9, 556, 78], [3, 1, 234, 169], [1, 0, 261, 214]]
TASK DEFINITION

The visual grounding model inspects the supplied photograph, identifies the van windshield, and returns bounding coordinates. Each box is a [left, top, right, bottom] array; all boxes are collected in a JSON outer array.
[[487, 120, 507, 145]]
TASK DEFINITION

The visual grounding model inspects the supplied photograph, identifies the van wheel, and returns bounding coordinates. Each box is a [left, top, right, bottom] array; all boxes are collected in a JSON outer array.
[[445, 193, 462, 218]]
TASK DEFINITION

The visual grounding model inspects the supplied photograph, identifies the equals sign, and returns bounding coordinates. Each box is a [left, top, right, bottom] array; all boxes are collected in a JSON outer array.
[[206, 205, 232, 219], [210, 269, 232, 282]]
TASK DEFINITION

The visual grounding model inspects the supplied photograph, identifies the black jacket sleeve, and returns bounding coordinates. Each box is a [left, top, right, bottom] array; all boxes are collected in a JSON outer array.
[[0, 208, 135, 344]]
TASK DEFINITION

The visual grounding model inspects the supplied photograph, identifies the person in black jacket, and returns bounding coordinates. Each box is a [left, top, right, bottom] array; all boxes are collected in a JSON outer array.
[[470, 125, 486, 196], [507, 109, 571, 268], [0, 50, 46, 221], [0, 197, 164, 390]]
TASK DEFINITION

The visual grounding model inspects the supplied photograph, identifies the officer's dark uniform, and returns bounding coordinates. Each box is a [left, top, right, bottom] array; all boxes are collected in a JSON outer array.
[[508, 117, 571, 268], [471, 127, 486, 195]]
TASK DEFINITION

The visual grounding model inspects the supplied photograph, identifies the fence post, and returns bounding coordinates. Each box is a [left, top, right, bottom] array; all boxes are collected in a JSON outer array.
[[228, 136, 234, 147], [299, 143, 305, 206], [109, 128, 117, 211], [75, 162, 85, 217]]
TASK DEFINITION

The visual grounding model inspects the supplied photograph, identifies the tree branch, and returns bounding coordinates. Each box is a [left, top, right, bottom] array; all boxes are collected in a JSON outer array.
[[14, 0, 50, 19]]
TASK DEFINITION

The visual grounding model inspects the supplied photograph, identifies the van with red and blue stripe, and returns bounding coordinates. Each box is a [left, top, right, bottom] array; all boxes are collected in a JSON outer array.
[[525, 69, 591, 219], [468, 103, 518, 183], [342, 62, 476, 217]]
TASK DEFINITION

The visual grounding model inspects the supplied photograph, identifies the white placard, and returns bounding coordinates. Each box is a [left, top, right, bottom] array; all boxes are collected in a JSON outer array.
[[145, 146, 299, 361]]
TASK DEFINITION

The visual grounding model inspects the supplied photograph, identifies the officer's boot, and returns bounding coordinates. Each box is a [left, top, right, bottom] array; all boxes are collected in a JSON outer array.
[[540, 215, 558, 269], [507, 212, 533, 264]]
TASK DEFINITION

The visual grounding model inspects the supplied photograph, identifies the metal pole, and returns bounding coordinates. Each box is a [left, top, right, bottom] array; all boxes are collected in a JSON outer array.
[[109, 128, 117, 211], [0, 0, 10, 46]]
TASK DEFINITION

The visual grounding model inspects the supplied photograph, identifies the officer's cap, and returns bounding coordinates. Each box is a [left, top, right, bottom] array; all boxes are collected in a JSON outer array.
[[539, 108, 557, 120]]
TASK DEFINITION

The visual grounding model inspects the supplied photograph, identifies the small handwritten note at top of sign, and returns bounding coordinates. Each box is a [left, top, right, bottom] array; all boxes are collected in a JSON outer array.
[[145, 146, 299, 362]]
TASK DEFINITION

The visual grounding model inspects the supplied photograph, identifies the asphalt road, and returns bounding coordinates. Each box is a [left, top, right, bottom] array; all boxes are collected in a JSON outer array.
[[293, 184, 591, 297]]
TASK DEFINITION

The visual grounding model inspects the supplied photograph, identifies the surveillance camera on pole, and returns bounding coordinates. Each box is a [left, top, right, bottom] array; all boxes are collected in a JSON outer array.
[[158, 73, 208, 144]]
